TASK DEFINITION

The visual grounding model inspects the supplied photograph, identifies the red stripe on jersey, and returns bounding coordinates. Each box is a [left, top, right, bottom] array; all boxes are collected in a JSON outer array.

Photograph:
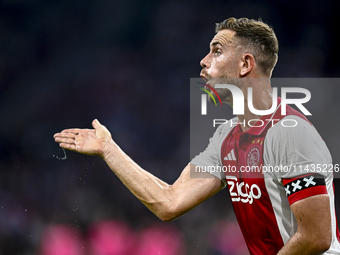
[[287, 185, 328, 205], [333, 182, 340, 243], [283, 174, 327, 205]]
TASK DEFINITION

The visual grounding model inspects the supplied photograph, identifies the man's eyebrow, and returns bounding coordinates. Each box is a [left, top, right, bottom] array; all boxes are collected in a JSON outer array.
[[210, 41, 223, 48]]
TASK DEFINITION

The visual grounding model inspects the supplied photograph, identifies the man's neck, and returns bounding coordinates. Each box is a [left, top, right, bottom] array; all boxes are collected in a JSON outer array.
[[237, 78, 273, 132]]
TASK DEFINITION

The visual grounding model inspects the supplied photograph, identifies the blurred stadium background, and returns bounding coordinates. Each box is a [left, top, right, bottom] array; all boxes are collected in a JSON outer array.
[[1, 0, 340, 254]]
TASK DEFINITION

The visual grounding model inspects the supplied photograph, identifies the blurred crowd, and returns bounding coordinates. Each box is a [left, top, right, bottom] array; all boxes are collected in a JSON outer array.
[[1, 0, 340, 254]]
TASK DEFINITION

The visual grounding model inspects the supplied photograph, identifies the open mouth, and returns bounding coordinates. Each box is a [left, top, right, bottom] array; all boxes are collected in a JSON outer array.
[[200, 72, 210, 83]]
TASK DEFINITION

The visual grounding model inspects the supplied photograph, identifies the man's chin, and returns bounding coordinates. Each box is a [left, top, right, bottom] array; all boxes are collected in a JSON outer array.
[[210, 77, 239, 85]]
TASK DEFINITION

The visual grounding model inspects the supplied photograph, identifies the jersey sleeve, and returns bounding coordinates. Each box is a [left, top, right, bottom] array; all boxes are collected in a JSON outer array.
[[263, 115, 332, 205], [190, 119, 236, 188]]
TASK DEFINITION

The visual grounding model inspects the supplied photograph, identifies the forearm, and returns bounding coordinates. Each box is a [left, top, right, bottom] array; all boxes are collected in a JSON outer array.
[[54, 121, 222, 221], [101, 139, 176, 220]]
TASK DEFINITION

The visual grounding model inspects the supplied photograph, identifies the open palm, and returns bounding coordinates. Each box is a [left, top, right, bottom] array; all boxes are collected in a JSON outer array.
[[54, 119, 111, 156]]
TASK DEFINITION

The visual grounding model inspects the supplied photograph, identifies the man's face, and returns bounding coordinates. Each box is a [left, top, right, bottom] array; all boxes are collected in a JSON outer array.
[[200, 29, 241, 103], [200, 29, 241, 80]]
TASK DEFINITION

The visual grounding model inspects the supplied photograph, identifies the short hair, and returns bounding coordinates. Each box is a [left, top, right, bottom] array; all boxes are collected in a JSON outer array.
[[215, 17, 279, 76]]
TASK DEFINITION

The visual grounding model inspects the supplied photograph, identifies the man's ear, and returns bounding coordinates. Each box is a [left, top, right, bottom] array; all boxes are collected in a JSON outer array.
[[240, 53, 255, 77]]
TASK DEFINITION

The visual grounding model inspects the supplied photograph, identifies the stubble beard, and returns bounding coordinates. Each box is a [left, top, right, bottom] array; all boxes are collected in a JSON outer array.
[[207, 70, 240, 106]]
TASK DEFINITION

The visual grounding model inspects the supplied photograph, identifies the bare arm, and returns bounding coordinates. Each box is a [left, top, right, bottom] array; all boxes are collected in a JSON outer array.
[[277, 195, 332, 255], [54, 119, 223, 221]]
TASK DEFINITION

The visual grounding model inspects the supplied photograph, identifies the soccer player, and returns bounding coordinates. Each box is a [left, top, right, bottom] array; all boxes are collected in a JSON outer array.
[[54, 18, 340, 254]]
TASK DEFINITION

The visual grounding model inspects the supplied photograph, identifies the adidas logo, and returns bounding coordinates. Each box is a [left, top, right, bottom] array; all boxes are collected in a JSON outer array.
[[224, 149, 236, 161]]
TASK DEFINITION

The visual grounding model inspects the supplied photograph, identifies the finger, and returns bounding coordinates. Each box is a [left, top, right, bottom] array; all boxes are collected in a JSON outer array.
[[61, 129, 81, 134], [54, 137, 76, 144], [92, 119, 101, 129], [54, 132, 77, 140], [54, 131, 78, 139], [54, 133, 67, 138], [59, 142, 78, 151]]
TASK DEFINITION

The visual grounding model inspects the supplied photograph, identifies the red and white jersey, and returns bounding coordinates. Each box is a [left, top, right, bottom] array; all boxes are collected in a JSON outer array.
[[191, 98, 340, 254]]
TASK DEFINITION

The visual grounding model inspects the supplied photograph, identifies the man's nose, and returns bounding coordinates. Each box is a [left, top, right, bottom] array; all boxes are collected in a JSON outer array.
[[200, 54, 210, 68]]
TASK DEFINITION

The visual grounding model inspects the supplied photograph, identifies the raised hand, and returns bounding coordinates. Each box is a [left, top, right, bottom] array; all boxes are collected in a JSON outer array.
[[53, 119, 111, 156]]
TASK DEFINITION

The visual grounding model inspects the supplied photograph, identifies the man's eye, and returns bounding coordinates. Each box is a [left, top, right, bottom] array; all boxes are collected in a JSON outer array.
[[214, 50, 222, 56]]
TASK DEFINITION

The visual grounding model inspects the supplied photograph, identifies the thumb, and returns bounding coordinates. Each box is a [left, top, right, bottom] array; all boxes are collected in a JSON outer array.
[[92, 119, 101, 129]]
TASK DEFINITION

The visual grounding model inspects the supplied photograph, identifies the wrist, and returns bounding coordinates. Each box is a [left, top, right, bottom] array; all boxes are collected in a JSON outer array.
[[101, 139, 119, 160]]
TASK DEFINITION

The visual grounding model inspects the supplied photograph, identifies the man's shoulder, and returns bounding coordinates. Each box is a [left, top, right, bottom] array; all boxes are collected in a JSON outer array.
[[267, 115, 314, 137], [264, 114, 328, 158], [213, 116, 238, 138]]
